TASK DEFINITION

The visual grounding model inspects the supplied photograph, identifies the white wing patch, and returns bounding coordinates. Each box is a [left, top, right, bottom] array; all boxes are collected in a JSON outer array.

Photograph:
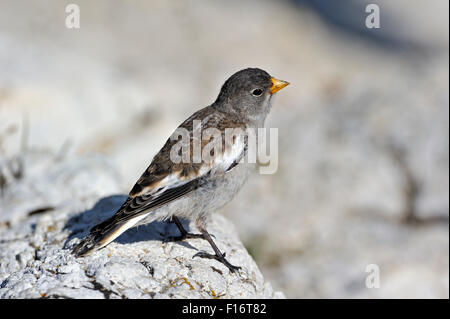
[[135, 132, 245, 197], [214, 134, 245, 172]]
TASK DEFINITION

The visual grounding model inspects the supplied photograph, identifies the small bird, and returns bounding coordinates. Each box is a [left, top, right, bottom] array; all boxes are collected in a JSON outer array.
[[72, 68, 289, 272]]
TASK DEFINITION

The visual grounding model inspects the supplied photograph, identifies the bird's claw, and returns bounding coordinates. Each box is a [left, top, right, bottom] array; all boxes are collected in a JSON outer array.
[[193, 251, 241, 273]]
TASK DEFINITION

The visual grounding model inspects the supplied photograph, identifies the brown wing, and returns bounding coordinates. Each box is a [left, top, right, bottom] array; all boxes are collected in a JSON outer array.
[[129, 106, 247, 197], [95, 106, 246, 226]]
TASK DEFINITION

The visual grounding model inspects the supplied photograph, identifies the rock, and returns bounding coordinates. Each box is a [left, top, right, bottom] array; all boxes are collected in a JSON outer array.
[[0, 150, 121, 226], [0, 151, 284, 299]]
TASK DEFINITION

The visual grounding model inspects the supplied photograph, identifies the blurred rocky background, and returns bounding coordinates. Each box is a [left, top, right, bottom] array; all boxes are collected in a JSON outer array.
[[0, 0, 448, 298]]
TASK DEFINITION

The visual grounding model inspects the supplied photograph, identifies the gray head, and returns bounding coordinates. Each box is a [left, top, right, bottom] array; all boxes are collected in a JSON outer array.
[[213, 68, 289, 125]]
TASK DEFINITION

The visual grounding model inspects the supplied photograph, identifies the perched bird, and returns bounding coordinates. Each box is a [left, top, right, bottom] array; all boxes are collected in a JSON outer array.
[[72, 68, 289, 272]]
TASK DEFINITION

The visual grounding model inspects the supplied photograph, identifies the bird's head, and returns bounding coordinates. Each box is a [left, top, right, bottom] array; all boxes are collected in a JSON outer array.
[[213, 68, 289, 125]]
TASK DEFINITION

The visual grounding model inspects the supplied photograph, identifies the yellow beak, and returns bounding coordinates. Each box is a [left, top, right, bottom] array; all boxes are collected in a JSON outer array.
[[270, 77, 289, 94]]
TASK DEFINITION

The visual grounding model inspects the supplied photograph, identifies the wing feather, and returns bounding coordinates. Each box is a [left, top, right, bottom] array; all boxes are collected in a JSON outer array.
[[106, 107, 247, 225]]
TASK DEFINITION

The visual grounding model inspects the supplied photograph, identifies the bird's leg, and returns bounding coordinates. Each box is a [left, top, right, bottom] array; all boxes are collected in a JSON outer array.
[[192, 222, 241, 273], [165, 216, 205, 241]]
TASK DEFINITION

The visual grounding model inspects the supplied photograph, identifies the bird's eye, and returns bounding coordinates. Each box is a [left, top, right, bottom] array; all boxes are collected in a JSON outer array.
[[252, 89, 262, 96]]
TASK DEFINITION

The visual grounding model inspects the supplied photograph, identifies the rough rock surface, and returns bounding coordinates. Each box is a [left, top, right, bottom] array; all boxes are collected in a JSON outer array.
[[0, 152, 284, 299]]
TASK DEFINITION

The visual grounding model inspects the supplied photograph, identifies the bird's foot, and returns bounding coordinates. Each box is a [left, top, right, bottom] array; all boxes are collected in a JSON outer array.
[[193, 251, 241, 273]]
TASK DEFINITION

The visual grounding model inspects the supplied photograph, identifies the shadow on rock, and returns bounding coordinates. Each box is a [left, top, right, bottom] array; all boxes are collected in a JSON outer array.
[[63, 194, 196, 250]]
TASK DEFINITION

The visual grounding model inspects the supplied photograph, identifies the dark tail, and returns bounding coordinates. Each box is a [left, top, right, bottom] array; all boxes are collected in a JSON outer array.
[[72, 216, 132, 257], [72, 231, 102, 257]]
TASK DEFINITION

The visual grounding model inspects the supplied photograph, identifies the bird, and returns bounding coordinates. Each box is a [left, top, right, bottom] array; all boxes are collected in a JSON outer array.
[[72, 68, 289, 272]]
